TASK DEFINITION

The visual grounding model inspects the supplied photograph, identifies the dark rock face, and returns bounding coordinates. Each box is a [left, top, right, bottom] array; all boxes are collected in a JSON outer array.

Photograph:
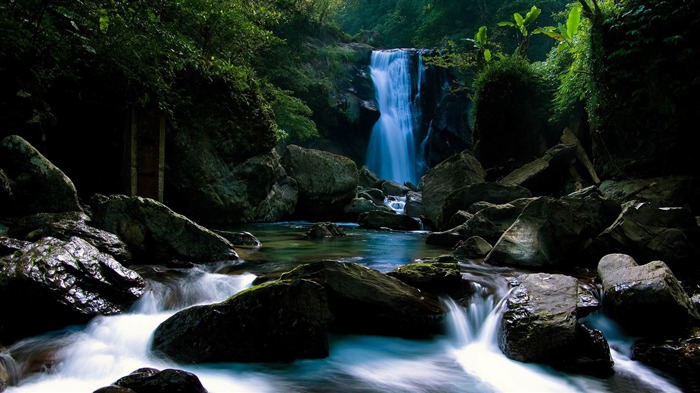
[[498, 144, 578, 196], [589, 201, 700, 272], [8, 211, 132, 263], [151, 279, 332, 363], [0, 236, 30, 258], [404, 191, 424, 218], [358, 210, 422, 231], [0, 237, 146, 341], [599, 176, 695, 208], [0, 135, 81, 215], [440, 183, 531, 230], [281, 145, 358, 221], [343, 198, 391, 220], [166, 148, 297, 224], [90, 194, 237, 263], [597, 253, 700, 336], [280, 260, 445, 338], [0, 169, 16, 217], [453, 236, 493, 259], [486, 191, 620, 268], [94, 367, 208, 393], [632, 330, 700, 392], [421, 150, 486, 229]]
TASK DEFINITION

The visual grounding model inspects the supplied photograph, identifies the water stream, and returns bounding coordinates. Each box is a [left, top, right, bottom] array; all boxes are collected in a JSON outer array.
[[4, 223, 683, 392]]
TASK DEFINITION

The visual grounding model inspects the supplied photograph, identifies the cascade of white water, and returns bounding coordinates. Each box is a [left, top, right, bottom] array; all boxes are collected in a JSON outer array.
[[365, 50, 420, 185]]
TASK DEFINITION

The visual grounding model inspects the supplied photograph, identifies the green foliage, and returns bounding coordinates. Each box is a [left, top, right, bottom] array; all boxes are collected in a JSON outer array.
[[498, 5, 543, 57], [265, 85, 318, 142]]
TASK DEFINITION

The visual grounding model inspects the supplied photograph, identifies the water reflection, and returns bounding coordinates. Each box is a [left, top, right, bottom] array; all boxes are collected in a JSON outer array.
[[229, 222, 452, 273]]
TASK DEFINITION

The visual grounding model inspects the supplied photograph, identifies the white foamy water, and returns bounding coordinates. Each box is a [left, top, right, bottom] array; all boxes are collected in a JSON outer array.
[[5, 265, 682, 393]]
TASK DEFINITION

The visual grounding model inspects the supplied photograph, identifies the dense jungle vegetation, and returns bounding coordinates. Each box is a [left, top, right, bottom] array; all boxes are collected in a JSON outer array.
[[1, 0, 698, 179]]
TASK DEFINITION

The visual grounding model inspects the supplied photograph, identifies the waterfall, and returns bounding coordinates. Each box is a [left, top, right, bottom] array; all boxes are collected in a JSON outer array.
[[365, 49, 421, 185]]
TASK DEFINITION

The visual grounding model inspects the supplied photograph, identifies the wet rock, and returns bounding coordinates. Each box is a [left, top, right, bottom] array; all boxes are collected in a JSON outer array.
[[597, 253, 700, 336], [0, 236, 29, 258], [500, 274, 612, 374], [387, 262, 462, 292], [577, 282, 601, 318], [90, 194, 237, 263], [447, 210, 473, 228], [94, 367, 208, 393], [213, 230, 261, 248], [0, 351, 19, 391], [8, 211, 132, 263], [632, 329, 700, 393], [280, 260, 445, 338], [307, 222, 347, 239], [0, 236, 146, 341], [0, 169, 16, 218], [151, 279, 332, 363], [0, 135, 81, 215], [381, 180, 409, 196], [500, 273, 579, 363], [358, 166, 381, 188]]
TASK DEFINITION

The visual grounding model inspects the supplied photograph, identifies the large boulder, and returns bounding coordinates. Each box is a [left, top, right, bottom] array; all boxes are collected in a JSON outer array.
[[166, 147, 297, 224], [500, 273, 612, 373], [281, 145, 358, 221], [498, 144, 578, 196], [0, 135, 81, 215], [439, 183, 531, 230], [7, 211, 132, 263], [404, 191, 424, 218], [597, 253, 700, 336], [151, 279, 332, 363], [90, 194, 237, 263], [94, 367, 208, 393], [588, 201, 700, 272], [427, 197, 536, 248], [486, 190, 620, 268], [421, 150, 486, 229], [280, 260, 445, 338], [0, 236, 146, 342], [599, 176, 695, 208]]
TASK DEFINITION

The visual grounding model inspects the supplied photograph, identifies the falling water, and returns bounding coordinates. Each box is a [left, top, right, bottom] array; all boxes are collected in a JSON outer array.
[[365, 50, 421, 185]]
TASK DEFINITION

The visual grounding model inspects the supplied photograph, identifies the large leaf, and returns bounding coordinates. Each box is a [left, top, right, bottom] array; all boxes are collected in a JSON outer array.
[[483, 49, 491, 62], [566, 6, 581, 39], [523, 6, 541, 26], [514, 12, 524, 27], [475, 26, 488, 46], [533, 26, 563, 41]]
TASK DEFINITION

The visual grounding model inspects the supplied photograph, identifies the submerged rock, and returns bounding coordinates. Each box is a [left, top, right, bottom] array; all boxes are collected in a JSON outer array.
[[151, 279, 332, 363], [0, 236, 146, 342], [632, 329, 700, 393]]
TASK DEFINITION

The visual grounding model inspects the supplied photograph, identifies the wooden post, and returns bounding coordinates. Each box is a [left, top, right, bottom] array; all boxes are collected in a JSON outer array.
[[125, 108, 165, 202]]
